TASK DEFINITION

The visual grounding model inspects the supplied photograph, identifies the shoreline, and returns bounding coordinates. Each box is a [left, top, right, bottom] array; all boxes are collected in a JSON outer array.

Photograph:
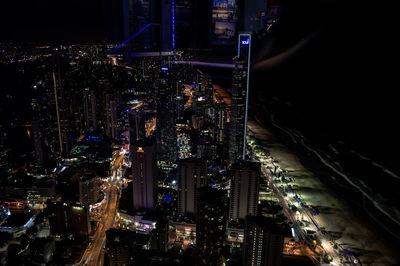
[[248, 118, 400, 265]]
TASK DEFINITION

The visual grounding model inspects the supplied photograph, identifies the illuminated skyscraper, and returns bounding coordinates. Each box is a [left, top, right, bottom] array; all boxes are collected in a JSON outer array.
[[229, 33, 252, 162], [229, 161, 260, 221], [52, 65, 69, 157], [244, 216, 285, 266], [131, 138, 158, 210], [83, 88, 97, 131], [196, 187, 228, 266], [106, 94, 119, 139], [129, 107, 146, 142], [106, 229, 136, 266], [31, 96, 44, 163], [156, 66, 178, 163], [214, 101, 229, 158], [193, 70, 213, 117]]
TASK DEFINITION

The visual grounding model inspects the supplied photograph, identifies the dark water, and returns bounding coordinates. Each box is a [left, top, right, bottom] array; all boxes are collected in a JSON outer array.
[[248, 0, 400, 242], [250, 0, 399, 201], [250, 59, 400, 238]]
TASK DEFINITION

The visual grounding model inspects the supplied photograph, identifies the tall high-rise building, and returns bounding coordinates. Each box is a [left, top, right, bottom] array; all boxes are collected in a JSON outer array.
[[106, 229, 136, 266], [214, 101, 229, 158], [29, 51, 71, 160], [79, 175, 100, 206], [156, 66, 178, 163], [176, 90, 185, 122], [229, 161, 260, 220], [31, 78, 58, 161], [129, 107, 146, 142], [229, 33, 252, 162], [150, 220, 169, 252], [105, 229, 151, 265], [193, 70, 213, 117], [196, 187, 228, 266], [96, 78, 111, 129], [177, 158, 207, 216], [131, 138, 158, 210], [47, 202, 91, 237], [83, 88, 97, 131], [52, 66, 70, 157], [244, 216, 285, 266], [106, 94, 119, 139], [32, 117, 44, 163]]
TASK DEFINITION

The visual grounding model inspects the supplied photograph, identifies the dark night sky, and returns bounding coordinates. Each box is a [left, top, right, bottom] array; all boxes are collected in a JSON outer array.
[[251, 0, 400, 171], [1, 0, 109, 42]]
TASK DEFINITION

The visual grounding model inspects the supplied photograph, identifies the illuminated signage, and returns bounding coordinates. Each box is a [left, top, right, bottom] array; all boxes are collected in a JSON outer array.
[[241, 39, 249, 45]]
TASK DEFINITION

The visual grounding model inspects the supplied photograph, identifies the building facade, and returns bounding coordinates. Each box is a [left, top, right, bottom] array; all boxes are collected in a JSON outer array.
[[131, 138, 158, 210], [79, 175, 100, 206], [47, 202, 91, 238], [229, 161, 260, 220], [229, 33, 252, 162], [177, 158, 207, 216], [244, 216, 284, 266], [196, 187, 228, 266], [156, 66, 178, 163]]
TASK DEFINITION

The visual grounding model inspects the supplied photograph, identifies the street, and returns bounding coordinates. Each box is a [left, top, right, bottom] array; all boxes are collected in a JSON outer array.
[[248, 120, 360, 265], [77, 148, 126, 266]]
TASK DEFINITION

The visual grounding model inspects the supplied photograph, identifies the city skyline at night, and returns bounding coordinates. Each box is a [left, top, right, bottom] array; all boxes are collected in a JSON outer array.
[[1, 0, 399, 265]]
